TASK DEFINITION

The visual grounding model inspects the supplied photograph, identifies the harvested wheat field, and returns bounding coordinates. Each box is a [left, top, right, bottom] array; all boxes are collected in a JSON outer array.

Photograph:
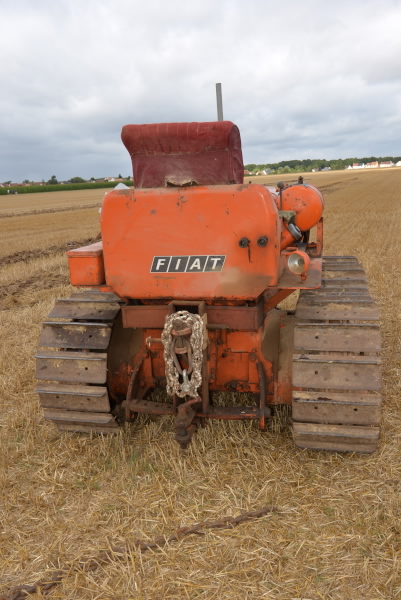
[[0, 170, 400, 600]]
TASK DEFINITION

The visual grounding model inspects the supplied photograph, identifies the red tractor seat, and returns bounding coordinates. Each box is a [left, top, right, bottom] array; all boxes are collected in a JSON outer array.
[[121, 121, 244, 188]]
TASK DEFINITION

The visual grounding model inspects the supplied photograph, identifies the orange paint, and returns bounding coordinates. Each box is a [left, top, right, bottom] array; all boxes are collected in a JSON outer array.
[[67, 241, 105, 286], [101, 184, 281, 301]]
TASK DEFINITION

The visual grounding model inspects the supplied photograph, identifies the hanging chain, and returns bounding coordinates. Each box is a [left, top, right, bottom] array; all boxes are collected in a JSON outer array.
[[161, 310, 204, 398]]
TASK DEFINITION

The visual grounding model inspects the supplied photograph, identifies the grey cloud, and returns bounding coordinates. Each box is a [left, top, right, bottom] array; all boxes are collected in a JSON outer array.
[[1, 0, 401, 181]]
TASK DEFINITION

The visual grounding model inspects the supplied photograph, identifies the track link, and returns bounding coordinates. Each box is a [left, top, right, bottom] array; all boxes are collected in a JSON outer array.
[[36, 291, 123, 433], [292, 256, 382, 453]]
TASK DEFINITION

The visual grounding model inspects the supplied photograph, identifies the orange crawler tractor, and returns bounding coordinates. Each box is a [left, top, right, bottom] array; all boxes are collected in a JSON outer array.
[[36, 121, 382, 452]]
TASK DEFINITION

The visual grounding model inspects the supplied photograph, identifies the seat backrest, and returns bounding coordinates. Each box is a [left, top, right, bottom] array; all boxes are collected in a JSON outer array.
[[121, 121, 244, 188]]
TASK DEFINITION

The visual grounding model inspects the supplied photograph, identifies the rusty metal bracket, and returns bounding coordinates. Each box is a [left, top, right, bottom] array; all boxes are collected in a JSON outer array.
[[257, 361, 270, 431], [122, 348, 148, 421], [174, 396, 202, 449]]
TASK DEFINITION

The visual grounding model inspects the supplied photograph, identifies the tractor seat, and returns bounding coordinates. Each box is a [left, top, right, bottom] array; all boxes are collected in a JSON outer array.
[[121, 121, 244, 188]]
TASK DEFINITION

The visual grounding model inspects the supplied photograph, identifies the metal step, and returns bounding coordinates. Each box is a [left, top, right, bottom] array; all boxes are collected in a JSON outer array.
[[39, 322, 112, 350], [322, 278, 368, 288], [49, 300, 120, 321], [293, 353, 381, 391], [37, 383, 110, 412], [322, 264, 364, 271], [295, 301, 380, 321], [43, 408, 119, 430], [301, 289, 371, 298], [293, 422, 380, 453], [322, 271, 368, 281], [292, 391, 381, 425], [297, 295, 374, 304], [294, 323, 381, 353], [36, 351, 107, 384], [70, 291, 121, 302], [323, 256, 360, 262]]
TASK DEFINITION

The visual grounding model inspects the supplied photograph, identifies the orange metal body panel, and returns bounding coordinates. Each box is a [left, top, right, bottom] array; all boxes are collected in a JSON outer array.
[[101, 184, 281, 301], [67, 241, 105, 286], [280, 184, 324, 230], [109, 308, 294, 407], [128, 327, 274, 397]]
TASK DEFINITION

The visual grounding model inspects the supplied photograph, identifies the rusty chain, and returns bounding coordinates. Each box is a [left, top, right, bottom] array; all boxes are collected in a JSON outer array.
[[161, 310, 204, 398], [2, 506, 278, 600]]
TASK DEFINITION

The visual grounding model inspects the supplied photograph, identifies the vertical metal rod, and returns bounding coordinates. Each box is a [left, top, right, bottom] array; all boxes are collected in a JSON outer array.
[[216, 83, 224, 121]]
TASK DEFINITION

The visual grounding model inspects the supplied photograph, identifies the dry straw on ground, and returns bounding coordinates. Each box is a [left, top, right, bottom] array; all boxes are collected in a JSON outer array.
[[0, 170, 400, 599]]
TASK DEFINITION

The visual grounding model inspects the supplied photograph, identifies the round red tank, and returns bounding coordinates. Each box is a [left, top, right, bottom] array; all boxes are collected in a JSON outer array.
[[280, 183, 324, 231], [272, 183, 324, 249]]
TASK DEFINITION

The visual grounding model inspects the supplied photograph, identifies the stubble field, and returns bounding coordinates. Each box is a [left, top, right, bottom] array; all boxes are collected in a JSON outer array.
[[0, 169, 400, 599]]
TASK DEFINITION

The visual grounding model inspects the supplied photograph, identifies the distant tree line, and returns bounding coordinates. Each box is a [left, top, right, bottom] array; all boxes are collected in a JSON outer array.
[[245, 156, 401, 174], [0, 180, 133, 195]]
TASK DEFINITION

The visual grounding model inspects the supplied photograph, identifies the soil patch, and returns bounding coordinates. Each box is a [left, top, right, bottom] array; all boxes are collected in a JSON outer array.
[[0, 236, 100, 267]]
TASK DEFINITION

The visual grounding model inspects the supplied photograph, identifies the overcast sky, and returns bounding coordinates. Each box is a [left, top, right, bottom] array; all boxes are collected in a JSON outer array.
[[1, 0, 401, 182]]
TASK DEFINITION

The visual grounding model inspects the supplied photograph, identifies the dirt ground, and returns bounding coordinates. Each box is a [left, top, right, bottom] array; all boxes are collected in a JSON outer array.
[[0, 172, 400, 599]]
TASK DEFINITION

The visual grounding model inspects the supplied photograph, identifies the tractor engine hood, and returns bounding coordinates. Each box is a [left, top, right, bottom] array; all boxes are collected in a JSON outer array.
[[101, 184, 281, 302]]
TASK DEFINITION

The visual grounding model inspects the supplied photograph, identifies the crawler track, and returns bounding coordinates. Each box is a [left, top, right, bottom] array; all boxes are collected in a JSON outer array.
[[292, 256, 382, 453], [36, 290, 123, 432], [36, 257, 383, 452]]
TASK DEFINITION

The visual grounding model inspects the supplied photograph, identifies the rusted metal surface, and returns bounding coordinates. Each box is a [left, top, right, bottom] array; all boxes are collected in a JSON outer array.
[[49, 299, 120, 321], [121, 399, 271, 420], [37, 383, 110, 412], [70, 290, 121, 302], [36, 351, 107, 384], [174, 396, 202, 449], [294, 323, 381, 353], [39, 322, 112, 350], [122, 303, 264, 331], [322, 277, 368, 288], [123, 399, 175, 415], [322, 270, 368, 281], [292, 255, 382, 453], [293, 354, 381, 391], [276, 313, 295, 405], [106, 314, 141, 400], [257, 361, 269, 431], [36, 292, 124, 433], [293, 422, 380, 453], [122, 305, 167, 328], [199, 406, 271, 419], [43, 408, 118, 428], [298, 294, 374, 304], [292, 391, 381, 426], [123, 347, 148, 421], [295, 300, 380, 321], [207, 304, 264, 330], [313, 217, 324, 256]]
